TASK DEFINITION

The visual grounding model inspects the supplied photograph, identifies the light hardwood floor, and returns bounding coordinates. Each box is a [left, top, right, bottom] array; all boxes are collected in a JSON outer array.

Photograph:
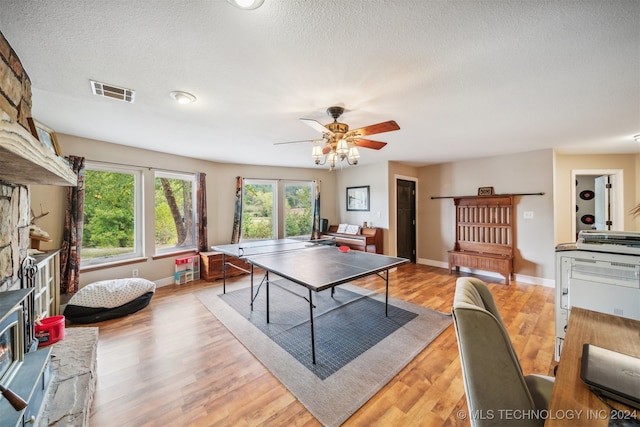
[[87, 263, 556, 427]]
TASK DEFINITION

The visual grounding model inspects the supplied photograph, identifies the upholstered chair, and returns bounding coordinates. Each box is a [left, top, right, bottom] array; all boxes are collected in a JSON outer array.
[[452, 277, 554, 427]]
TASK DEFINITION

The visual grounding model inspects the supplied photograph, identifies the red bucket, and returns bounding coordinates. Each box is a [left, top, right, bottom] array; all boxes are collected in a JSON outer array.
[[35, 315, 65, 347]]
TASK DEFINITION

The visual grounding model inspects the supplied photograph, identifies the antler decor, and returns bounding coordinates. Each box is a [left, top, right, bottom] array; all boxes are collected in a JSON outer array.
[[30, 204, 49, 225]]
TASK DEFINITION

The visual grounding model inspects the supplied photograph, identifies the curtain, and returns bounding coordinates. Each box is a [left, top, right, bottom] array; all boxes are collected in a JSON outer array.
[[230, 176, 243, 243], [196, 172, 208, 252], [60, 155, 85, 295], [311, 180, 321, 239]]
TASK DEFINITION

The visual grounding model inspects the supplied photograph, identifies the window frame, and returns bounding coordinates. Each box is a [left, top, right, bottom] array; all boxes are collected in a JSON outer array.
[[81, 162, 144, 268], [283, 180, 316, 240], [240, 179, 316, 241], [154, 170, 198, 256], [241, 179, 278, 241]]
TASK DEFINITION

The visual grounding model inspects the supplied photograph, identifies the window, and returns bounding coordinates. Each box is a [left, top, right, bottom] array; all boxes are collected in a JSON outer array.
[[155, 171, 197, 254], [82, 163, 143, 266], [284, 181, 314, 239], [242, 179, 277, 240], [240, 179, 315, 241]]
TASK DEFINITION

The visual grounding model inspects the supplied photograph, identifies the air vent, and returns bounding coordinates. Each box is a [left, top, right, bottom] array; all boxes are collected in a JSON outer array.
[[90, 80, 135, 103]]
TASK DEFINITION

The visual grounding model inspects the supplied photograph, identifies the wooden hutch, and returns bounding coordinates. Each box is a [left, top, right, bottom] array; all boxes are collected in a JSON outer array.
[[448, 195, 515, 284]]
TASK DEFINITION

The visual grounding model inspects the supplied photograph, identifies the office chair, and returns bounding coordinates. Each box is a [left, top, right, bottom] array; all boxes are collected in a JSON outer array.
[[452, 277, 554, 426]]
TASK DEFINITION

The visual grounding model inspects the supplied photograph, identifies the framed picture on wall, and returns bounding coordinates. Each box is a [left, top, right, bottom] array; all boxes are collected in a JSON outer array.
[[27, 118, 61, 156], [346, 185, 370, 211], [477, 186, 494, 196]]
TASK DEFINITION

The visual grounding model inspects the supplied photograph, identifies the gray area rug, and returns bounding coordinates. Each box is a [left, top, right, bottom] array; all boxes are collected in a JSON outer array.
[[196, 278, 452, 427]]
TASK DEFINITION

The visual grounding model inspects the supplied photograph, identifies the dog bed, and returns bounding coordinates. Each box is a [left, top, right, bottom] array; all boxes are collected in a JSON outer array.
[[64, 278, 156, 324]]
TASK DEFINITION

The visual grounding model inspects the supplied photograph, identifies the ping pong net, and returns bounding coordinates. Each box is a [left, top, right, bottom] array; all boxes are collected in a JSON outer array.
[[235, 239, 321, 258]]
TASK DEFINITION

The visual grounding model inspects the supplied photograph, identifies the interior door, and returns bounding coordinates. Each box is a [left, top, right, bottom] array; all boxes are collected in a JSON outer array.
[[573, 170, 622, 239], [396, 179, 416, 262], [594, 175, 611, 230]]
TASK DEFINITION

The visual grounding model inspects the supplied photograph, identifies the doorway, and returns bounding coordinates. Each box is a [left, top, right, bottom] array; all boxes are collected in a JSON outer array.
[[571, 169, 623, 240], [396, 179, 416, 262]]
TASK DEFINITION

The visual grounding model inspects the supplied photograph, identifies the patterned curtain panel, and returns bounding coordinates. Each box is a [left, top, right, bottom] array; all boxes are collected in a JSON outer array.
[[230, 176, 243, 243], [60, 155, 85, 295], [311, 180, 321, 239], [196, 172, 208, 252]]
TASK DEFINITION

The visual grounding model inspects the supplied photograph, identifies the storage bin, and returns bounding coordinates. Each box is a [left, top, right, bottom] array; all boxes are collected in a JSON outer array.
[[35, 315, 65, 347]]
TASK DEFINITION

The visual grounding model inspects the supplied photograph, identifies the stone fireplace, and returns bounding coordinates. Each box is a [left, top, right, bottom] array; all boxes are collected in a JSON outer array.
[[0, 30, 75, 287], [0, 29, 82, 426]]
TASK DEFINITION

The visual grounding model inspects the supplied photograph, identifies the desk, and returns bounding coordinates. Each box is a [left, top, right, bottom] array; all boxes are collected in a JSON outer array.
[[547, 307, 640, 426]]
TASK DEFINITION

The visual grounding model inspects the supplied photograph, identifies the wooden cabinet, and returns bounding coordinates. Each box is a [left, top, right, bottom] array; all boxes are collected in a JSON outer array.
[[321, 226, 383, 254], [448, 196, 514, 284], [31, 250, 60, 319], [200, 251, 250, 281]]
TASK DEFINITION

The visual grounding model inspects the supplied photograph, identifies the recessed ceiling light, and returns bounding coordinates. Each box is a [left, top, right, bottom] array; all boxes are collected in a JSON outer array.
[[227, 0, 265, 10], [170, 91, 197, 105]]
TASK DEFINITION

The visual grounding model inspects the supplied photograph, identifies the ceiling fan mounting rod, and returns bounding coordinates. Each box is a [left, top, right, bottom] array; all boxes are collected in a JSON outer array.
[[326, 106, 345, 121]]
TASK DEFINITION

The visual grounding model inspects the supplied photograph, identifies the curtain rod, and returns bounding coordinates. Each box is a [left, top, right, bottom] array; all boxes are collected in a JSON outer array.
[[431, 192, 545, 199], [85, 159, 196, 175], [241, 177, 322, 182]]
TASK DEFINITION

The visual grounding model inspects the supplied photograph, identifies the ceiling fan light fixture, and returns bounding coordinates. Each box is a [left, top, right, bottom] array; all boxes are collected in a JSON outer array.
[[227, 0, 265, 10], [312, 145, 324, 164], [170, 91, 197, 105], [634, 134, 640, 143], [348, 147, 360, 164], [336, 138, 349, 158]]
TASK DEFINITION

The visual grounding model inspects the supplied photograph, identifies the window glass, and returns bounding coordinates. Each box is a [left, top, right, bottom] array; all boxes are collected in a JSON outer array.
[[242, 180, 276, 240], [240, 179, 315, 241], [284, 181, 314, 239], [155, 171, 197, 254], [82, 164, 142, 266]]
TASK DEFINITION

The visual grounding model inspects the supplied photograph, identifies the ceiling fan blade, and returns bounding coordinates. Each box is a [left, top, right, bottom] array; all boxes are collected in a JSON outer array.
[[300, 118, 334, 136], [350, 138, 388, 150], [346, 120, 400, 137], [274, 139, 325, 145]]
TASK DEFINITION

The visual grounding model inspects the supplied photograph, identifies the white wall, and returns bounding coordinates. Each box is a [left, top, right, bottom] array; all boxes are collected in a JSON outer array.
[[418, 149, 555, 283], [553, 152, 639, 244]]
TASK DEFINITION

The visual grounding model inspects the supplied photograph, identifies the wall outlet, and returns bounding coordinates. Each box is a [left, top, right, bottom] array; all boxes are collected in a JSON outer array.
[[523, 211, 534, 219], [132, 269, 139, 277]]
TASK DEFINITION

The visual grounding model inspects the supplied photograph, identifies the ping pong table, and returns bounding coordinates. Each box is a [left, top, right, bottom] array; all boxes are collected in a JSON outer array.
[[212, 239, 408, 364]]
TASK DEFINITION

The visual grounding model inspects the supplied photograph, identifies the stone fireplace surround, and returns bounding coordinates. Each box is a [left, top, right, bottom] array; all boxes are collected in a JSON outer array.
[[1, 30, 95, 426]]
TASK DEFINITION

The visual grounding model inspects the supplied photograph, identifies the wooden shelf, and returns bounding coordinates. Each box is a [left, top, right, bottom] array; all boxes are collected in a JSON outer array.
[[29, 235, 52, 251], [0, 120, 76, 186]]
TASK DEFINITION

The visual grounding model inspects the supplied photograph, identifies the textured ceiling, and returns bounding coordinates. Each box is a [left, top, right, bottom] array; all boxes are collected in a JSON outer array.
[[1, 0, 638, 169]]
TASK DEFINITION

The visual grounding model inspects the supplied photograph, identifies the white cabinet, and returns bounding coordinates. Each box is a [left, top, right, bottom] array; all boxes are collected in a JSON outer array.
[[555, 248, 640, 361], [31, 250, 60, 319], [174, 255, 200, 285]]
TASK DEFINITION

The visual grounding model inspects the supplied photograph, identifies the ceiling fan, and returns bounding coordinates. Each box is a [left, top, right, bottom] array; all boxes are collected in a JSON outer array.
[[276, 106, 400, 170]]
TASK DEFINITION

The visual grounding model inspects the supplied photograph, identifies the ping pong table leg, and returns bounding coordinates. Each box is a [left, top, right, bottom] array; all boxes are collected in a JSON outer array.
[[385, 270, 389, 317], [222, 253, 227, 294], [309, 289, 316, 365], [266, 271, 270, 323], [250, 264, 254, 311]]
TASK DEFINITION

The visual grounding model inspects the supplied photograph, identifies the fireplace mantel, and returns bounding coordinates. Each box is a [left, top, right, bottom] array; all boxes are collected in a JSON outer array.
[[0, 117, 76, 186]]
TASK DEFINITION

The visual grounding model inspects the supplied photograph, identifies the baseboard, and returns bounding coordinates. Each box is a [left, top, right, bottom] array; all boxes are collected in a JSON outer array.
[[155, 276, 176, 288], [416, 258, 555, 288]]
